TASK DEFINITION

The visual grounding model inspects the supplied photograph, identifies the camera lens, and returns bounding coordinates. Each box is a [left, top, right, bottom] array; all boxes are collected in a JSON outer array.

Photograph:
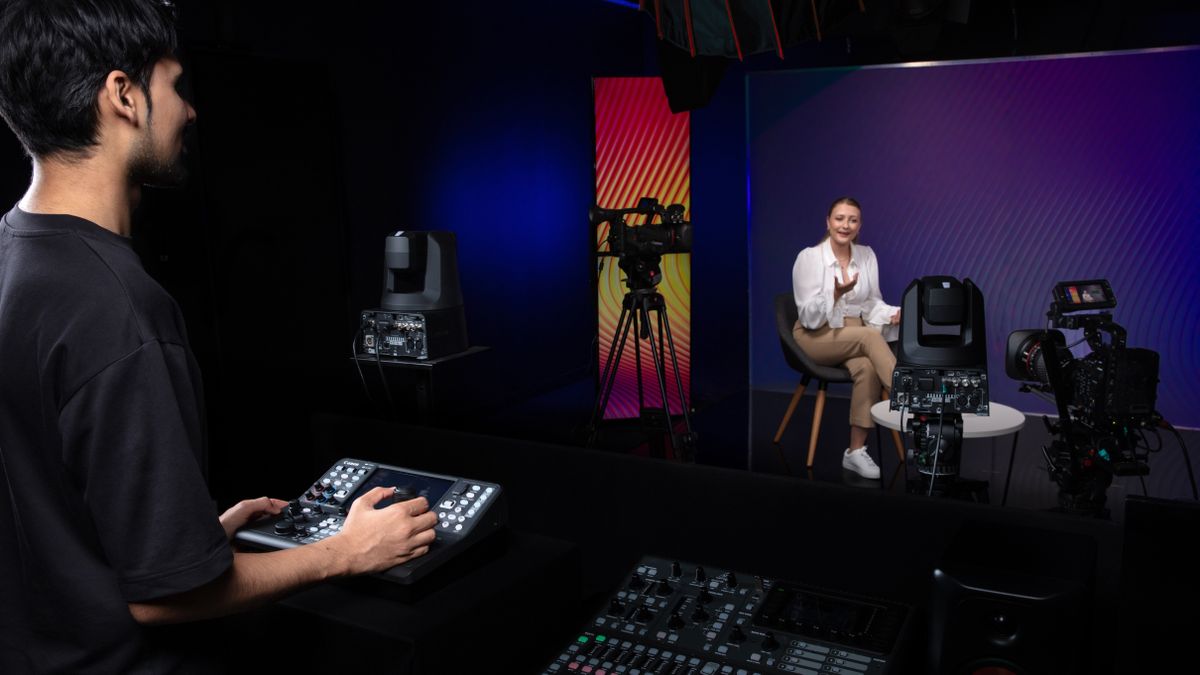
[[1005, 330, 1051, 383]]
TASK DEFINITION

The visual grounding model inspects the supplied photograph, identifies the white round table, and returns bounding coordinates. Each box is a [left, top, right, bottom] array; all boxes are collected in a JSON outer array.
[[870, 401, 1025, 436], [870, 400, 1026, 505]]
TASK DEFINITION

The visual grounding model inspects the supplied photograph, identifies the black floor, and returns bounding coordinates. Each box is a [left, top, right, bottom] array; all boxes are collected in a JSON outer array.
[[452, 377, 1200, 524]]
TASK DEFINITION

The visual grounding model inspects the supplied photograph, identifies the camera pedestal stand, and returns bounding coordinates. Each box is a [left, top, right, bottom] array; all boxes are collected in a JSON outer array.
[[587, 288, 696, 461], [905, 413, 989, 502]]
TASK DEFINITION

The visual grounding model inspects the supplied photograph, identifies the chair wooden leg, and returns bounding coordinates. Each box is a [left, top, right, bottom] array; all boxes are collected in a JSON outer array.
[[806, 382, 828, 468], [773, 375, 810, 444], [881, 389, 906, 462]]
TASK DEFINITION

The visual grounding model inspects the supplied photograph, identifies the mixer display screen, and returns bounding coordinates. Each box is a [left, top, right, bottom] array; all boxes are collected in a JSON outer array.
[[757, 583, 898, 654]]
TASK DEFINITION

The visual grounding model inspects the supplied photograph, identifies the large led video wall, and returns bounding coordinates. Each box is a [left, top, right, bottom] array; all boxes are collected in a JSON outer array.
[[748, 47, 1200, 427]]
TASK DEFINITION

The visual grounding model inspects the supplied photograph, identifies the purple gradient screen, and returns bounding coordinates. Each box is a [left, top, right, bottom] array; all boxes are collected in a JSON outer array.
[[749, 48, 1200, 427]]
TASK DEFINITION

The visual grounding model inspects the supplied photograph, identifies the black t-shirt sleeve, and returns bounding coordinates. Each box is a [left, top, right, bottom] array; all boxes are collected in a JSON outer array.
[[57, 340, 232, 603]]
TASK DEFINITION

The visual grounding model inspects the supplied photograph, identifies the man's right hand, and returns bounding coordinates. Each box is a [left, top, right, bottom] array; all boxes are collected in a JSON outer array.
[[129, 486, 438, 626], [334, 487, 438, 575]]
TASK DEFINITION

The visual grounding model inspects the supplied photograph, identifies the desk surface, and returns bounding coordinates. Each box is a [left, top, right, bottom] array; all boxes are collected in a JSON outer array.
[[870, 400, 1026, 437], [277, 530, 579, 671]]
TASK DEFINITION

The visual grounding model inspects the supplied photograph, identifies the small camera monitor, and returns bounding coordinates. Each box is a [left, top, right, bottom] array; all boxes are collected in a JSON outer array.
[[1053, 279, 1116, 313]]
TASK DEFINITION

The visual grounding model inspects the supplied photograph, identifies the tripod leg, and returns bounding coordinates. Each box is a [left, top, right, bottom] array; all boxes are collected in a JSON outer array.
[[639, 300, 679, 455], [656, 299, 694, 436], [589, 302, 635, 437], [633, 303, 644, 411]]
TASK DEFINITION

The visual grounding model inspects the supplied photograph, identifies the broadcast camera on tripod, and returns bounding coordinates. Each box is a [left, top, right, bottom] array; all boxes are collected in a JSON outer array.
[[1006, 280, 1164, 516], [587, 197, 697, 458]]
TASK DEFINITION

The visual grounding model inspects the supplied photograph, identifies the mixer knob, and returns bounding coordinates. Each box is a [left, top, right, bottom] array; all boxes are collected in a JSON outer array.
[[274, 520, 296, 535], [634, 606, 654, 623], [698, 588, 713, 605], [730, 626, 747, 643], [608, 598, 625, 616], [628, 572, 645, 591], [691, 606, 710, 623], [725, 572, 738, 589], [670, 561, 682, 578], [762, 632, 780, 651], [668, 612, 685, 630], [655, 579, 673, 596], [694, 566, 707, 583]]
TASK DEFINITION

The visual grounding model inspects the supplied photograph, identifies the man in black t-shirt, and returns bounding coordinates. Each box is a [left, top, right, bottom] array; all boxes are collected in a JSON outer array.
[[0, 2, 438, 672]]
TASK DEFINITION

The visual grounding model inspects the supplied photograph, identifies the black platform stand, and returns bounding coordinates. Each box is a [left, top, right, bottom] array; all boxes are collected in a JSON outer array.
[[352, 345, 490, 423]]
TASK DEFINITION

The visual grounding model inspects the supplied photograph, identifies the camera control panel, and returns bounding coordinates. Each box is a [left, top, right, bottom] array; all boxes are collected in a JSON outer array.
[[891, 368, 989, 415], [234, 458, 505, 585]]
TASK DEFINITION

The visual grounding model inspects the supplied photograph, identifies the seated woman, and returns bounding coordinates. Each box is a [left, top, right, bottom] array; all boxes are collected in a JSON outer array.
[[791, 197, 900, 479]]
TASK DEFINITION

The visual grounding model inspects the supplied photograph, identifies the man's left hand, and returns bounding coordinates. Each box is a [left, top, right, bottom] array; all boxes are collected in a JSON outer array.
[[220, 497, 289, 540], [890, 310, 901, 325]]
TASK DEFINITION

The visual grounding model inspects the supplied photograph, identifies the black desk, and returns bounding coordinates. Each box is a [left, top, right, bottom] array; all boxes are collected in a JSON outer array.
[[352, 346, 490, 422], [258, 531, 580, 673]]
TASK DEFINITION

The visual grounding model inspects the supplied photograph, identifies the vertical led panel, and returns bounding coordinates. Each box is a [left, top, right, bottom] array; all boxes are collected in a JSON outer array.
[[594, 77, 691, 419]]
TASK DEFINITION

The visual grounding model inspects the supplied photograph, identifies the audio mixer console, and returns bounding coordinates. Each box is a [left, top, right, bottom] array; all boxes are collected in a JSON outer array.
[[544, 556, 911, 675]]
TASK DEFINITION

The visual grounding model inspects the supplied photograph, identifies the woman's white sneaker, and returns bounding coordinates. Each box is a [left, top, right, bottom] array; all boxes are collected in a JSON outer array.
[[843, 447, 881, 479]]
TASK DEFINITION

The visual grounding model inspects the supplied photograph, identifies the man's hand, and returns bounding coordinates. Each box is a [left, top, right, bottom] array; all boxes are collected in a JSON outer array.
[[332, 487, 438, 575], [890, 309, 901, 325], [130, 489, 435, 626], [219, 497, 288, 540]]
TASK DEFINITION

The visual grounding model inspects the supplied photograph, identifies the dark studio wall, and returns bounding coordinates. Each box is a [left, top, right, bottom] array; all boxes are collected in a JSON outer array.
[[161, 1, 660, 503]]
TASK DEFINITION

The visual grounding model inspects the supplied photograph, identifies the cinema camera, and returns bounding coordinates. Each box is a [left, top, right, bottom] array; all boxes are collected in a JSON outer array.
[[890, 277, 990, 496], [1006, 280, 1161, 516], [590, 197, 693, 290]]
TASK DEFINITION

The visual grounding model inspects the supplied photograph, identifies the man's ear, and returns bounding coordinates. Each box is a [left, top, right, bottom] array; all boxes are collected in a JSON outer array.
[[100, 70, 141, 126]]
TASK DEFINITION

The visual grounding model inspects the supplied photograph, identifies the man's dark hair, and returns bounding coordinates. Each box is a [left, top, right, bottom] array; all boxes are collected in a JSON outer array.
[[0, 0, 178, 159]]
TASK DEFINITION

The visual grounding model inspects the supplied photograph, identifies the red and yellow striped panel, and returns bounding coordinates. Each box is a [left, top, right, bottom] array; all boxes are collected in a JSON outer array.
[[594, 77, 691, 419]]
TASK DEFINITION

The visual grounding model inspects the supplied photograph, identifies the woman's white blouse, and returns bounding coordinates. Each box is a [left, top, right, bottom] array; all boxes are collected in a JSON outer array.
[[792, 240, 900, 341]]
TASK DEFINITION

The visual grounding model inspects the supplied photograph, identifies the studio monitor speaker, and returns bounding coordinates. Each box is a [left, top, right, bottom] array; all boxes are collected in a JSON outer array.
[[929, 521, 1096, 675]]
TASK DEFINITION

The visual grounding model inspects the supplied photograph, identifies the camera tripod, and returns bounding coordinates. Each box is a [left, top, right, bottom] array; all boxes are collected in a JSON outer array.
[[587, 287, 696, 460]]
